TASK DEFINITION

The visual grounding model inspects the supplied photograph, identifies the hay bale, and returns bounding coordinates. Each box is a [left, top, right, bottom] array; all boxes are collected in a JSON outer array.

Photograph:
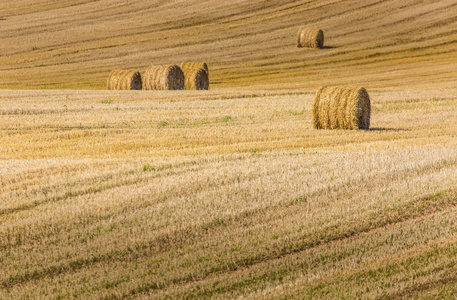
[[296, 28, 324, 48], [181, 67, 209, 90], [180, 62, 209, 90], [143, 65, 185, 90], [107, 70, 142, 90], [312, 86, 371, 130], [180, 62, 208, 73]]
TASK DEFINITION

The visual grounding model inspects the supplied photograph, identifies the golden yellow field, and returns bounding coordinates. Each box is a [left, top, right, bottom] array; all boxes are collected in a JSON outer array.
[[2, 0, 457, 299], [2, 0, 457, 90]]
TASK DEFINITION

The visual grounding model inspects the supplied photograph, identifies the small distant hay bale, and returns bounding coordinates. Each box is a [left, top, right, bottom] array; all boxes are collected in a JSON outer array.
[[143, 65, 185, 90], [296, 28, 324, 48], [312, 86, 371, 130], [107, 70, 142, 90]]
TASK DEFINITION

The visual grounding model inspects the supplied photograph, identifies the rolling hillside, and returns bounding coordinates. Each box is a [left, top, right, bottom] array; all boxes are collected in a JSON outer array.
[[1, 0, 457, 89], [2, 1, 457, 299], [1, 88, 457, 299]]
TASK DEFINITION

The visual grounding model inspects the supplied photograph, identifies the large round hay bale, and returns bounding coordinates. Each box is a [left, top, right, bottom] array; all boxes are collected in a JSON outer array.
[[181, 67, 209, 90], [296, 28, 324, 48], [180, 62, 208, 73], [180, 62, 209, 90], [312, 86, 371, 130], [143, 65, 185, 90], [107, 70, 142, 90]]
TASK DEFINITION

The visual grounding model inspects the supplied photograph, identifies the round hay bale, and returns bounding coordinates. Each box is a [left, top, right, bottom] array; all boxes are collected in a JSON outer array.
[[182, 67, 209, 90], [180, 62, 209, 90], [107, 70, 142, 90], [143, 65, 185, 90], [312, 86, 371, 130], [180, 62, 208, 73], [296, 28, 324, 48]]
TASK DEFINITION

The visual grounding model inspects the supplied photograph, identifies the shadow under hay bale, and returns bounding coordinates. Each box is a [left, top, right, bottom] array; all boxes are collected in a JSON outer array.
[[297, 28, 324, 48], [107, 70, 142, 90], [312, 86, 371, 130], [143, 65, 185, 90]]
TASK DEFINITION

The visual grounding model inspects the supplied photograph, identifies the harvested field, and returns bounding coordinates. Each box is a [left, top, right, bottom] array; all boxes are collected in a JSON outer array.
[[1, 88, 457, 299], [2, 0, 457, 298], [1, 0, 457, 89]]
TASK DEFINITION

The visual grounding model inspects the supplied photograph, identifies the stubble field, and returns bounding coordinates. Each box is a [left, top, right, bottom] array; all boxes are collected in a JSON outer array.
[[1, 88, 457, 298], [2, 0, 457, 298]]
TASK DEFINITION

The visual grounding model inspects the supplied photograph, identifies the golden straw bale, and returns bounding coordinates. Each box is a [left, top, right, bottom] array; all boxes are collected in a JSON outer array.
[[180, 62, 209, 90], [296, 28, 324, 48], [312, 86, 371, 130], [107, 70, 142, 90], [182, 68, 209, 90], [180, 62, 208, 73], [143, 65, 185, 90]]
